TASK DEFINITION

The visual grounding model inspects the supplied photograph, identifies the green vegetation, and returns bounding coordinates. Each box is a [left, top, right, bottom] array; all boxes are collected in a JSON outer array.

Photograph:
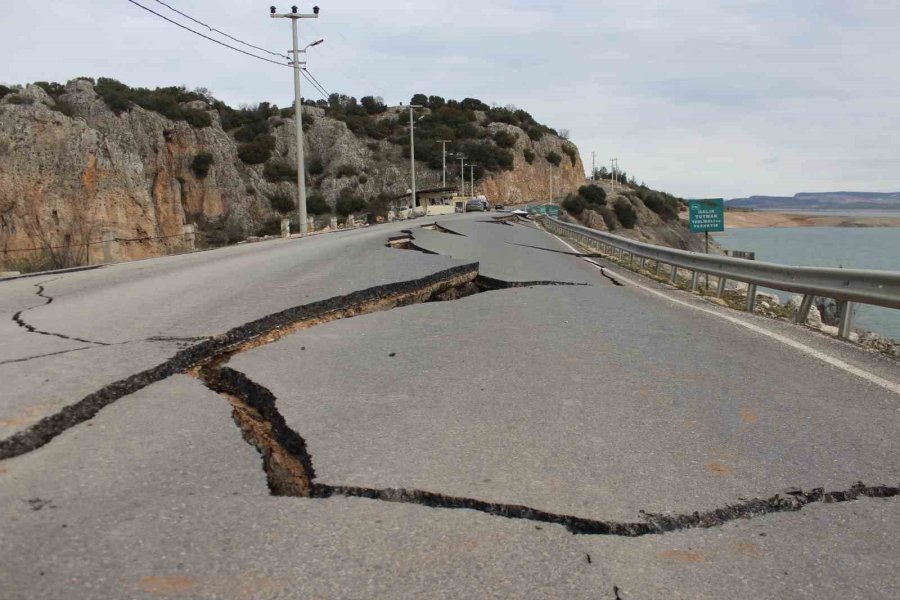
[[614, 199, 638, 229], [597, 206, 618, 230], [306, 192, 331, 215], [237, 135, 275, 164], [267, 191, 296, 214], [6, 94, 34, 105], [334, 164, 360, 178], [578, 184, 607, 206], [493, 130, 517, 149], [191, 152, 214, 178], [523, 149, 535, 164], [561, 142, 578, 167], [562, 194, 587, 216], [263, 160, 297, 183], [307, 157, 325, 175], [335, 188, 368, 216], [94, 78, 212, 127], [546, 151, 562, 167], [632, 186, 680, 221], [0, 84, 14, 100]]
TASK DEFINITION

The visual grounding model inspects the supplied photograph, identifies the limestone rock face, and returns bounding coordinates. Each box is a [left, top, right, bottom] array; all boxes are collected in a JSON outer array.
[[0, 80, 587, 268]]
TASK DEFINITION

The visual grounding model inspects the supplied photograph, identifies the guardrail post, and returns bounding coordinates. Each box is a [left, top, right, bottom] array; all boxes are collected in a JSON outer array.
[[656, 261, 662, 276], [279, 218, 290, 239], [640, 257, 646, 271], [838, 301, 855, 339], [716, 277, 727, 298], [793, 294, 815, 324], [690, 271, 699, 292], [746, 284, 757, 311], [670, 265, 678, 284]]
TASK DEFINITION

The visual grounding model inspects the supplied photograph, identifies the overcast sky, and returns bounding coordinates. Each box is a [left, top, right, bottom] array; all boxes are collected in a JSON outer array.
[[3, 1, 900, 198]]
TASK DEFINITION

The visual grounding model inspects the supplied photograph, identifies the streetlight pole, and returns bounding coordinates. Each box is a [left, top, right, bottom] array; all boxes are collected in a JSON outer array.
[[408, 104, 423, 212], [470, 164, 475, 196], [271, 5, 321, 234], [437, 140, 452, 188], [456, 154, 467, 196]]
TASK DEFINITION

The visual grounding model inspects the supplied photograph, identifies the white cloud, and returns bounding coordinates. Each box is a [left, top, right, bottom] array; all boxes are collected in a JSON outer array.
[[2, 0, 899, 198]]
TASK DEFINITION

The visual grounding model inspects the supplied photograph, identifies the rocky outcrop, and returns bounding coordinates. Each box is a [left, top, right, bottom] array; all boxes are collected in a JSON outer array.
[[0, 80, 585, 269]]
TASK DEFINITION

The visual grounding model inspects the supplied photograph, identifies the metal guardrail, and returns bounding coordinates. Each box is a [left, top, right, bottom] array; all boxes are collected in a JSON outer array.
[[540, 216, 900, 339]]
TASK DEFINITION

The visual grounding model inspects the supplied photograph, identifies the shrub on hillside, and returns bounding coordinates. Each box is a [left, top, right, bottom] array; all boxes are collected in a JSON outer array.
[[635, 187, 680, 221], [306, 193, 330, 215], [614, 199, 638, 229], [6, 94, 34, 105], [183, 109, 212, 128], [546, 151, 562, 167], [267, 192, 296, 214], [334, 164, 360, 178], [523, 149, 535, 164], [562, 143, 578, 166], [307, 157, 325, 175], [598, 206, 618, 230], [493, 130, 517, 149], [237, 135, 276, 164], [191, 152, 214, 178], [335, 189, 368, 216], [263, 160, 297, 183], [578, 184, 606, 207], [562, 194, 587, 216], [0, 85, 14, 100]]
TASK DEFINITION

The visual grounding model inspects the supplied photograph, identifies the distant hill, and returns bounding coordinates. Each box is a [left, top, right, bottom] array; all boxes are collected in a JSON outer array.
[[728, 191, 900, 210]]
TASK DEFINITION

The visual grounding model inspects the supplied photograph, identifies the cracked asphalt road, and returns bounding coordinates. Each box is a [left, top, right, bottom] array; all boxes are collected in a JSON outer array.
[[1, 213, 899, 599]]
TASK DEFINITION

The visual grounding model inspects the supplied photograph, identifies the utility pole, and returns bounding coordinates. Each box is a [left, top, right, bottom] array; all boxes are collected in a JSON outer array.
[[591, 151, 596, 181], [456, 154, 467, 196], [437, 140, 452, 188], [271, 5, 321, 235], [610, 158, 619, 192], [470, 164, 475, 196], [408, 104, 423, 211], [549, 168, 554, 201]]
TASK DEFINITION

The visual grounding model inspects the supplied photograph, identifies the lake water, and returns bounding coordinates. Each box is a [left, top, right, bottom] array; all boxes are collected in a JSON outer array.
[[714, 227, 900, 340]]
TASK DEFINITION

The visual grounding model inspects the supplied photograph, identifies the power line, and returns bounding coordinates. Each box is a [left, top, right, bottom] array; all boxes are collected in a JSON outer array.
[[300, 71, 328, 99], [152, 0, 289, 59], [303, 69, 331, 97], [124, 0, 290, 68]]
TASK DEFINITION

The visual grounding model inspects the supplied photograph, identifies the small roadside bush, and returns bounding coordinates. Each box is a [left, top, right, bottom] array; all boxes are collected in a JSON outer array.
[[263, 160, 297, 183], [358, 174, 368, 185], [183, 109, 212, 128], [306, 192, 330, 215], [334, 164, 360, 178], [546, 151, 562, 167], [0, 85, 14, 100], [237, 135, 275, 164], [523, 149, 535, 164], [49, 101, 77, 117], [268, 191, 296, 214], [335, 188, 368, 216], [562, 194, 587, 216], [614, 199, 638, 229], [191, 152, 214, 178]]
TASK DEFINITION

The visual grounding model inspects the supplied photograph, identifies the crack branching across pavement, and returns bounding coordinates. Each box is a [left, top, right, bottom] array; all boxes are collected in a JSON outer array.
[[11, 280, 110, 346]]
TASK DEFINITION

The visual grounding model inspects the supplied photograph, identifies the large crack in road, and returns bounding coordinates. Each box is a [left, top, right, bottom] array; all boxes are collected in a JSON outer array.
[[4, 238, 899, 541], [11, 280, 111, 346]]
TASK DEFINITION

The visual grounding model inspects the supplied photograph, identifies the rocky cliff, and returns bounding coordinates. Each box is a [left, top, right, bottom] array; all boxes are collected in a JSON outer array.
[[0, 80, 585, 269]]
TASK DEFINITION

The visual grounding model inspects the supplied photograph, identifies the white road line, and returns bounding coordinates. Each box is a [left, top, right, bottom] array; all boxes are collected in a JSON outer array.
[[549, 232, 900, 397]]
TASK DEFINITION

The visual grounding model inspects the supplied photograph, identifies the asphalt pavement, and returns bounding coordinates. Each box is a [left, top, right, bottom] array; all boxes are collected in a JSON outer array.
[[1, 213, 898, 599]]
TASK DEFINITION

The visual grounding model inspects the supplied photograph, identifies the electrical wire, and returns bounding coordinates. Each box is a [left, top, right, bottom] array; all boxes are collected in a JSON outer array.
[[152, 0, 289, 59], [124, 0, 290, 67], [302, 69, 331, 97], [301, 71, 330, 99]]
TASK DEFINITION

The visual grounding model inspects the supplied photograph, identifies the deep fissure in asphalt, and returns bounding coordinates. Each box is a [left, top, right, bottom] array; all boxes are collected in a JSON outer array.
[[6, 249, 899, 539]]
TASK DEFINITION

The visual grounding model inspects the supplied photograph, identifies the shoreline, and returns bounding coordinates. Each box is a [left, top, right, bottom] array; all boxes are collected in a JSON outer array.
[[722, 211, 900, 229]]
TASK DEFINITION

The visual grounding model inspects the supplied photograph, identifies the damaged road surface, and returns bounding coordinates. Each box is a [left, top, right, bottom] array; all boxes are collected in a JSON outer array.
[[2, 213, 900, 599]]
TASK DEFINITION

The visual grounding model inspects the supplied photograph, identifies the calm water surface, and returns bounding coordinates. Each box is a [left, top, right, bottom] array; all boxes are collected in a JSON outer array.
[[714, 227, 900, 340]]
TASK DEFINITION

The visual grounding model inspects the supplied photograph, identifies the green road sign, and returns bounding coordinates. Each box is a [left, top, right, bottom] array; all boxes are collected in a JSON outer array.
[[545, 205, 559, 217], [688, 199, 725, 233]]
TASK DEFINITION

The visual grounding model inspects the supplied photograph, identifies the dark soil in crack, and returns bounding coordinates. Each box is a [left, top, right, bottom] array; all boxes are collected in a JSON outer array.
[[6, 263, 578, 459]]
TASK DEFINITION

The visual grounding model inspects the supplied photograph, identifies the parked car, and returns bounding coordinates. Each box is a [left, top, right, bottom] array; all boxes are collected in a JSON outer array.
[[494, 204, 506, 212], [465, 199, 485, 212]]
